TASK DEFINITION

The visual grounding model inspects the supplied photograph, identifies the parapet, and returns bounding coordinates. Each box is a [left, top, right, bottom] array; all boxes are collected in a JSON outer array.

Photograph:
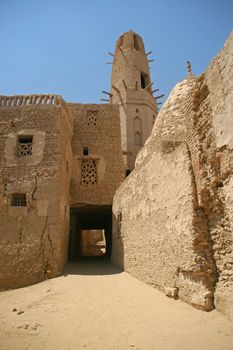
[[0, 94, 65, 107]]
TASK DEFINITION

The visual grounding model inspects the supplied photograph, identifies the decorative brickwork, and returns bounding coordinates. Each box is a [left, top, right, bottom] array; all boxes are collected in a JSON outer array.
[[81, 159, 97, 185], [87, 110, 98, 126]]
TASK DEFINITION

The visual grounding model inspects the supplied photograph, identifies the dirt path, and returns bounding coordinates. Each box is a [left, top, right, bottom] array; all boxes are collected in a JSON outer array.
[[0, 260, 233, 350]]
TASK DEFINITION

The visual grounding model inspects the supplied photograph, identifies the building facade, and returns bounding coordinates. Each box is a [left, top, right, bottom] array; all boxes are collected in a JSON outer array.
[[0, 30, 232, 322]]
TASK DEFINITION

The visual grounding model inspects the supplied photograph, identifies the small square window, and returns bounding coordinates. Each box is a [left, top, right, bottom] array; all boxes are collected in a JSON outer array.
[[83, 147, 89, 156], [11, 193, 27, 207], [17, 135, 33, 158]]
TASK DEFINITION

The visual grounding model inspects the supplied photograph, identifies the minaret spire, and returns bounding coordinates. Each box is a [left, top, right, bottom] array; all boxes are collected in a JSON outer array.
[[110, 30, 158, 172]]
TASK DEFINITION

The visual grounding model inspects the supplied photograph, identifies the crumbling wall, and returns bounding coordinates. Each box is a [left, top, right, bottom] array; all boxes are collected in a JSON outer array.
[[185, 32, 233, 319], [113, 78, 216, 311], [112, 32, 233, 318], [68, 103, 124, 207], [0, 100, 70, 289]]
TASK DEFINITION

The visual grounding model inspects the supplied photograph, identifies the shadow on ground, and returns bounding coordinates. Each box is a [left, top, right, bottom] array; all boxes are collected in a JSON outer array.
[[63, 257, 123, 276]]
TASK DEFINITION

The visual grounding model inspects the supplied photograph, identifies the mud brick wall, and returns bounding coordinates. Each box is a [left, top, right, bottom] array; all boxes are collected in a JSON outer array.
[[112, 78, 216, 311], [68, 103, 124, 207], [0, 101, 69, 289], [112, 33, 233, 318], [185, 33, 233, 320]]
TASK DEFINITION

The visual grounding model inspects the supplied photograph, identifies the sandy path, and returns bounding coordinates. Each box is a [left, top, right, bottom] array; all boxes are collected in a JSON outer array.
[[0, 260, 233, 350]]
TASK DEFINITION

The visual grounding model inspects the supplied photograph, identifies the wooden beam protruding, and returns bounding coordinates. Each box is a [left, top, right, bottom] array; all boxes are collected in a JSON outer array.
[[145, 82, 153, 90], [155, 94, 165, 100], [146, 51, 152, 56], [102, 90, 112, 97], [122, 80, 127, 90]]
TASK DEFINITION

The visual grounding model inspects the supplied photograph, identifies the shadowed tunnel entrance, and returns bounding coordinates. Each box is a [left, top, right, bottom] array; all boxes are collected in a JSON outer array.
[[68, 206, 112, 261]]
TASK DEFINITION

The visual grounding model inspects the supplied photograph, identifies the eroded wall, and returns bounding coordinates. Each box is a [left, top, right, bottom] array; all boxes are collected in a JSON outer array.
[[112, 78, 217, 311], [112, 32, 233, 317], [184, 32, 233, 319], [0, 99, 70, 289]]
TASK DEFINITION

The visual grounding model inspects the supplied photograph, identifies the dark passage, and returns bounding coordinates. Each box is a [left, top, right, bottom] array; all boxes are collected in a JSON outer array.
[[68, 206, 112, 261]]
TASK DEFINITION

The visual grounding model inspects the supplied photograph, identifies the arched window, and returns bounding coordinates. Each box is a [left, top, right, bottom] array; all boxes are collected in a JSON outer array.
[[134, 117, 142, 148], [135, 131, 142, 147]]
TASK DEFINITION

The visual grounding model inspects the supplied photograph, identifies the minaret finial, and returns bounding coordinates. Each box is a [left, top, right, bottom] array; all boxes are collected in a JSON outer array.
[[187, 61, 193, 78]]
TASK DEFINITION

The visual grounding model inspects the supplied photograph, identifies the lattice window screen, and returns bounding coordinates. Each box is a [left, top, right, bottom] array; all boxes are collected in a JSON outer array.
[[11, 193, 27, 206], [17, 136, 33, 157], [81, 160, 97, 185], [87, 110, 98, 126]]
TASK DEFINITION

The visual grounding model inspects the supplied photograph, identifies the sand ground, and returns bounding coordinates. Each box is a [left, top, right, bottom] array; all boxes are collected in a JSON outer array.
[[0, 259, 233, 350]]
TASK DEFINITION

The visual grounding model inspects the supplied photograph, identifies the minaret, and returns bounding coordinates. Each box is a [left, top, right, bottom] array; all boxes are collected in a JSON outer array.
[[110, 30, 158, 172]]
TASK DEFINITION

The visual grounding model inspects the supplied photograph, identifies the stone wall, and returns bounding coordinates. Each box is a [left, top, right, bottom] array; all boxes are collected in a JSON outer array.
[[0, 99, 70, 289], [112, 32, 233, 318], [68, 103, 124, 207]]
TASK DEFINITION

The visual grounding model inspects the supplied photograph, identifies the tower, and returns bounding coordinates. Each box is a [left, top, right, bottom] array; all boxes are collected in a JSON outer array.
[[110, 30, 158, 172]]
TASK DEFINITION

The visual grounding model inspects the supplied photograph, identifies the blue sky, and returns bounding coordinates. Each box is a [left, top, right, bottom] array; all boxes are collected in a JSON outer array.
[[0, 0, 232, 105]]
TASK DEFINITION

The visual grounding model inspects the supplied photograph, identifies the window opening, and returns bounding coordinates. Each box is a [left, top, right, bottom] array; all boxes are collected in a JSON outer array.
[[125, 168, 131, 177], [87, 110, 98, 126], [135, 131, 142, 147], [11, 193, 27, 207], [81, 160, 97, 185], [134, 117, 142, 148], [17, 135, 33, 158], [83, 147, 89, 156], [140, 72, 149, 89]]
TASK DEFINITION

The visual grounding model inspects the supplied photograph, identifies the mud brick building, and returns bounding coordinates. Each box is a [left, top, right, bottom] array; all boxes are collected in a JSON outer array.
[[1, 30, 233, 321]]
